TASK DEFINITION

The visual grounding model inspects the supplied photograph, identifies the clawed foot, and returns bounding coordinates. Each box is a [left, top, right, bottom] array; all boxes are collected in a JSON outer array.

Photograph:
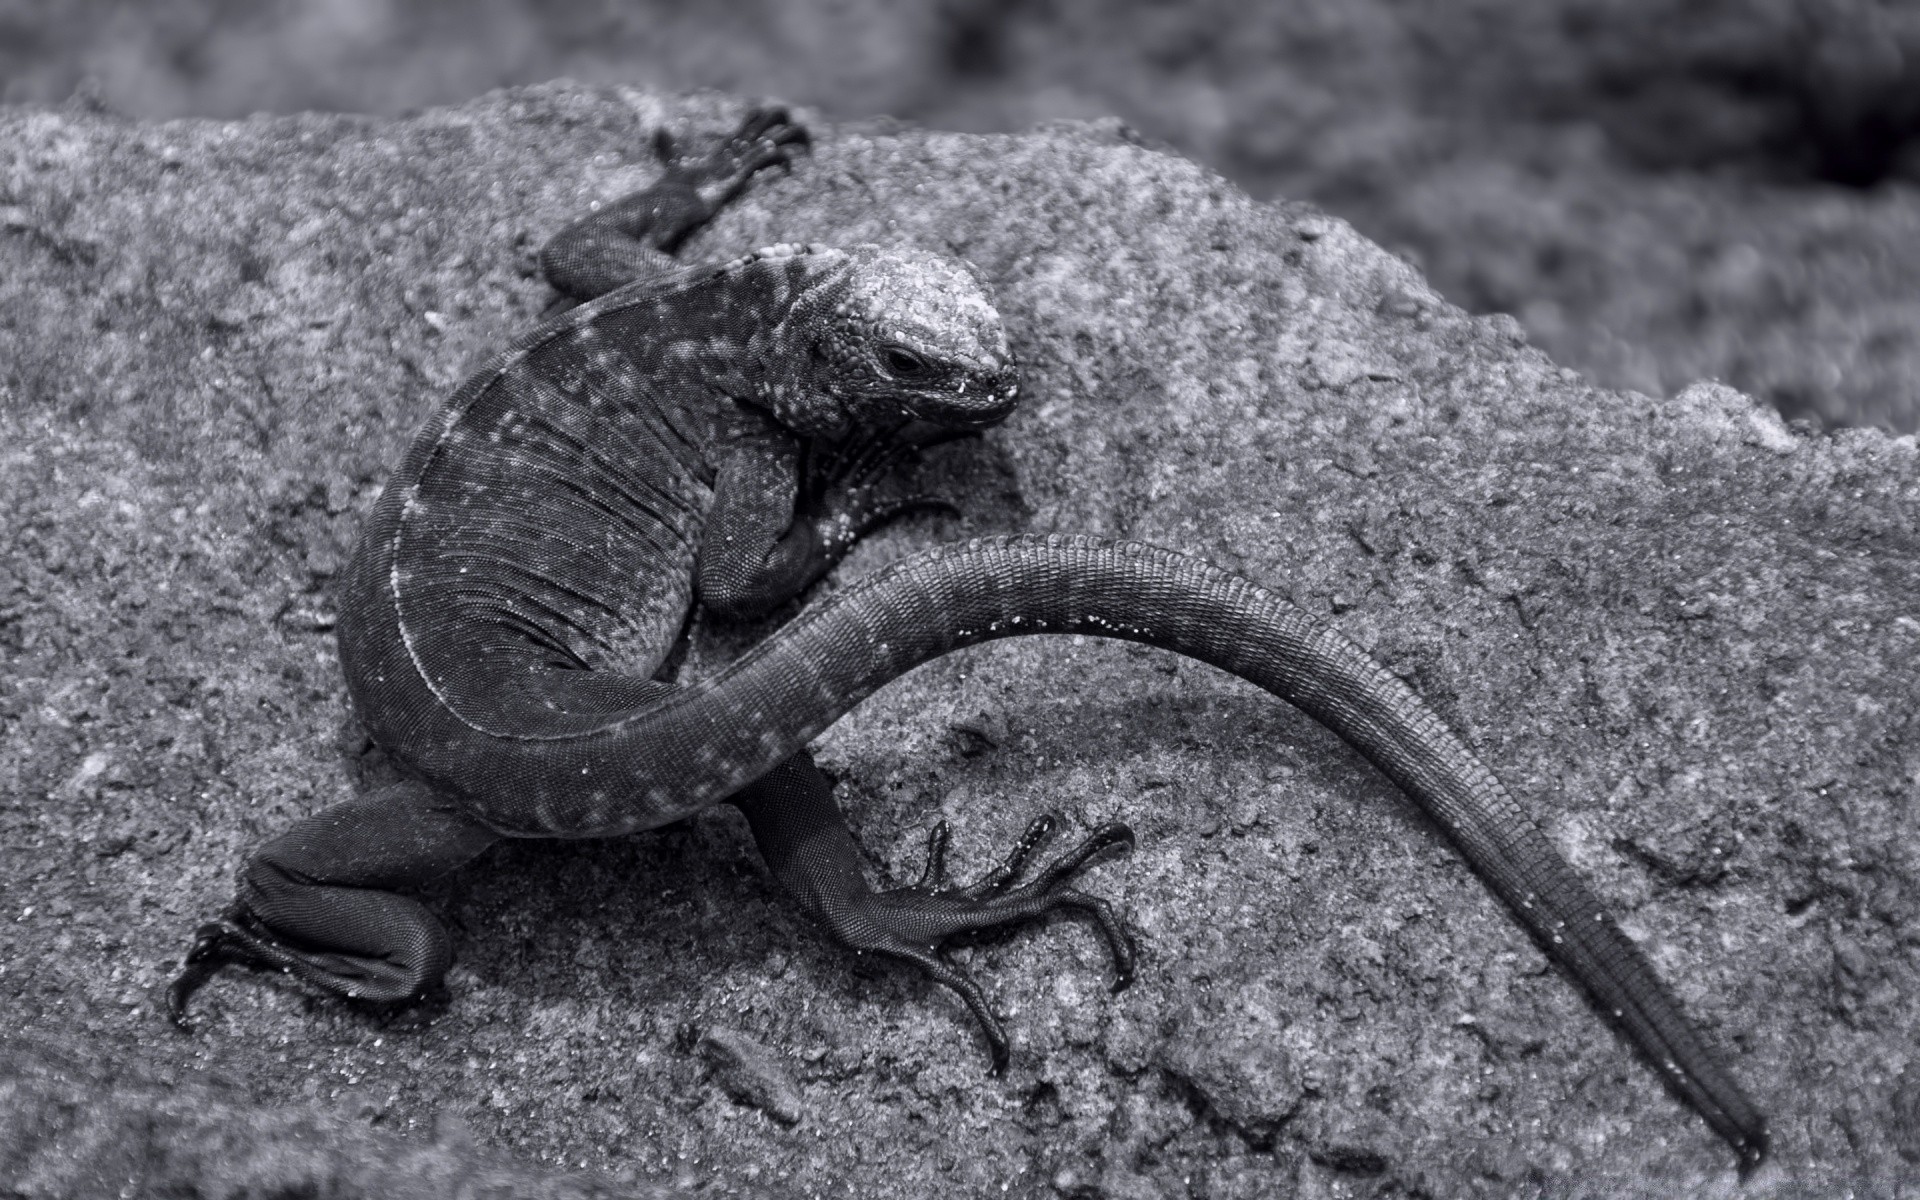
[[804, 424, 971, 550], [165, 909, 289, 1028], [167, 901, 439, 1025], [844, 816, 1136, 1071], [666, 106, 811, 210]]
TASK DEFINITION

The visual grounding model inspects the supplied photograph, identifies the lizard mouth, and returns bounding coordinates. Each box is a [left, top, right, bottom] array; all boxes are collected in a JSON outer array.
[[917, 371, 1019, 428]]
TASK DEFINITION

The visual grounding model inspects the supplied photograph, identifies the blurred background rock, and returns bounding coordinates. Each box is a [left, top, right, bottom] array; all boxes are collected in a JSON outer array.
[[6, 0, 1918, 430]]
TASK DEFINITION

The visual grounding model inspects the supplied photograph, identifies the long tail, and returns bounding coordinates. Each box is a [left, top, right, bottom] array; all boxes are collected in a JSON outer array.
[[455, 534, 1770, 1162]]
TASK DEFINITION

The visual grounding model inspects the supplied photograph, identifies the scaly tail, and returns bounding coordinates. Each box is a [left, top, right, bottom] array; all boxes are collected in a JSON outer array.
[[412, 533, 1765, 1164], [628, 534, 1767, 1164]]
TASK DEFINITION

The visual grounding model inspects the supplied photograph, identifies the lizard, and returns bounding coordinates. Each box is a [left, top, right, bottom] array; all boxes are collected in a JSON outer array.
[[166, 107, 1768, 1169]]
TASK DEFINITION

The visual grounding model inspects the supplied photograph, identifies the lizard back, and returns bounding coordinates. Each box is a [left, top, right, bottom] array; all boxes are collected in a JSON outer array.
[[338, 250, 836, 759]]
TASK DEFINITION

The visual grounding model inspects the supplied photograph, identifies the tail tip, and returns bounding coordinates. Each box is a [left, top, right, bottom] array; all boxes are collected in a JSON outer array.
[[1734, 1125, 1769, 1178]]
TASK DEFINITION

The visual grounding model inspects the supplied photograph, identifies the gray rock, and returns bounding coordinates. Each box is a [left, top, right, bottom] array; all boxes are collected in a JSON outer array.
[[0, 1033, 674, 1199], [0, 81, 1912, 1197], [694, 1025, 805, 1127], [1157, 980, 1302, 1147]]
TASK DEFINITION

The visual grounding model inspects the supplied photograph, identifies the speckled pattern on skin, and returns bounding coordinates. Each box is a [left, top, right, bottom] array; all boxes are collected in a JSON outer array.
[[365, 243, 1019, 821]]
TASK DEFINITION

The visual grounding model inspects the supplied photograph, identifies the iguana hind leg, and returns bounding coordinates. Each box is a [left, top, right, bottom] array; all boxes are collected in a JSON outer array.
[[168, 780, 498, 1024], [731, 750, 1135, 1069]]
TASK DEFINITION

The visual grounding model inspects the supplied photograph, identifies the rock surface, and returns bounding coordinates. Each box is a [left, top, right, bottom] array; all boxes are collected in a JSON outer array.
[[1, 83, 1914, 1197], [14, 1, 1920, 434]]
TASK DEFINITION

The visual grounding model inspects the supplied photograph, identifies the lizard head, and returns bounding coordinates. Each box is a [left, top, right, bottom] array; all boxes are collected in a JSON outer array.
[[798, 245, 1020, 435]]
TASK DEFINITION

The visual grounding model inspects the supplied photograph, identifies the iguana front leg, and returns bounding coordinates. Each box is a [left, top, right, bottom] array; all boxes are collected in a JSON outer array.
[[698, 411, 955, 620], [731, 751, 1135, 1069], [541, 107, 809, 302]]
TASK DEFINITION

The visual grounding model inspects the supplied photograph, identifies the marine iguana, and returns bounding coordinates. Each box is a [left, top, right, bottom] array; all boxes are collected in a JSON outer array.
[[168, 108, 1767, 1168]]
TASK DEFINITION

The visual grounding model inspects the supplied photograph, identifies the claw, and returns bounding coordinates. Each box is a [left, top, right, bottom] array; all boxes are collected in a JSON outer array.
[[164, 907, 318, 1026], [797, 419, 967, 562], [843, 439, 899, 493], [727, 106, 810, 175], [889, 943, 1010, 1072], [916, 821, 953, 890], [812, 421, 933, 497], [734, 106, 796, 144], [664, 107, 813, 213], [1028, 822, 1135, 893], [821, 426, 907, 495], [1052, 886, 1138, 988], [167, 961, 216, 1028], [166, 918, 247, 1027], [958, 814, 1056, 900], [840, 817, 1138, 1070], [985, 822, 1136, 986]]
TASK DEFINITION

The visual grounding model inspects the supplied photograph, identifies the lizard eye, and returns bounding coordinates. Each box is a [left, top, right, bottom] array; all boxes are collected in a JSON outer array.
[[883, 346, 929, 378]]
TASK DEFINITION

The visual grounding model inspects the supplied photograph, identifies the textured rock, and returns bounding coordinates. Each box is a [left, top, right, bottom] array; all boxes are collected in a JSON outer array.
[[694, 1026, 806, 1128], [0, 1033, 678, 1199], [13, 4, 1920, 432], [1, 82, 1914, 1197], [1350, 135, 1920, 434]]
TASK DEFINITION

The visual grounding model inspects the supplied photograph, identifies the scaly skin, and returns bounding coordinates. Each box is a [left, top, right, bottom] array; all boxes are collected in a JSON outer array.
[[169, 109, 1766, 1169]]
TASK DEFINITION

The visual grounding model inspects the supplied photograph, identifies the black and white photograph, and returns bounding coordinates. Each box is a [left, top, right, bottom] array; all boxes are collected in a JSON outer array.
[[2, 3, 1916, 1196]]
